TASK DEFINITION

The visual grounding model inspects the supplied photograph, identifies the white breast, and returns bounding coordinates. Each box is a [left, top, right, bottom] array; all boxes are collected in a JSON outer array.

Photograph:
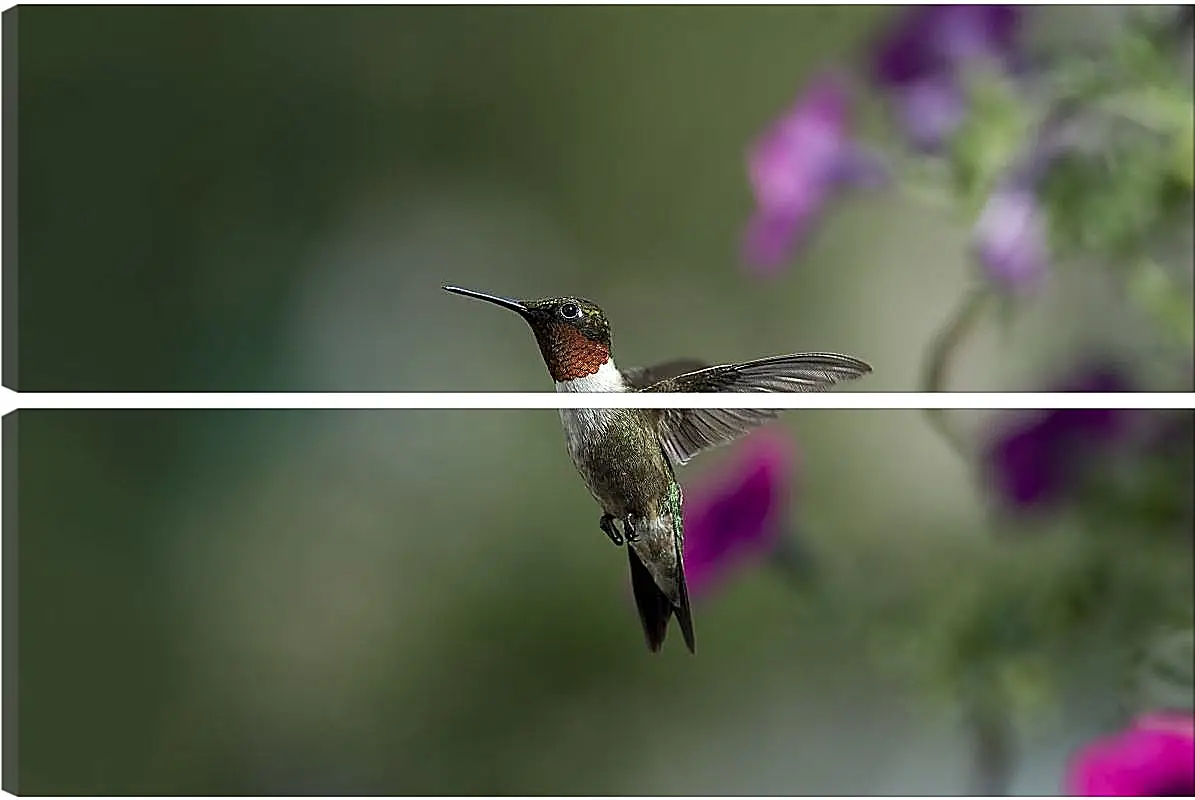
[[555, 359, 626, 463], [554, 358, 626, 393]]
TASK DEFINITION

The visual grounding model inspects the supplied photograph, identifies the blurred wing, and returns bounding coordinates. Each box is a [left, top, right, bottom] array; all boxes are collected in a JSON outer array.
[[642, 353, 872, 394], [620, 359, 709, 390], [641, 353, 871, 465]]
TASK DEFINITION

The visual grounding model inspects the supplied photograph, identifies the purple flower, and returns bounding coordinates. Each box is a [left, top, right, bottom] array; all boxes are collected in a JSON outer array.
[[984, 368, 1137, 510], [873, 6, 1022, 87], [1066, 713, 1195, 796], [894, 76, 969, 151], [743, 74, 885, 272], [682, 431, 797, 595], [871, 6, 1024, 150], [973, 181, 1050, 291]]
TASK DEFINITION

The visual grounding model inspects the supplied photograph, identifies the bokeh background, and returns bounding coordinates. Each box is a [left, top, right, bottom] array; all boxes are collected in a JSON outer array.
[[6, 5, 1194, 797], [11, 5, 1191, 393]]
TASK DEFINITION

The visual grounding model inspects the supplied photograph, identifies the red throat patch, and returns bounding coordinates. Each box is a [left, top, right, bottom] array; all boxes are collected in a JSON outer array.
[[545, 323, 610, 382]]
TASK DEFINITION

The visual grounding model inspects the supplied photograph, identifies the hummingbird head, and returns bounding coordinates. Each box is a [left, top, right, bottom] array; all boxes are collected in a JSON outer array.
[[443, 285, 613, 381]]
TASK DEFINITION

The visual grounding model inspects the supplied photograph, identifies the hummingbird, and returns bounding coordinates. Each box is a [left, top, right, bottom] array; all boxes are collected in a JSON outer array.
[[443, 285, 872, 654]]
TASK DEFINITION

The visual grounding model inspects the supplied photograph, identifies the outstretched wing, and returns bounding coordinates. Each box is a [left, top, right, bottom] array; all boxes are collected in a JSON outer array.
[[639, 352, 871, 465], [620, 359, 709, 390]]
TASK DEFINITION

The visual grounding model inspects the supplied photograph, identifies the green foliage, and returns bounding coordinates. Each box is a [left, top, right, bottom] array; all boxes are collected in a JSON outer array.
[[865, 547, 1065, 724], [1127, 259, 1195, 349], [948, 70, 1031, 211], [1174, 118, 1195, 189], [1036, 26, 1195, 343], [867, 414, 1193, 724], [898, 529, 1189, 723], [1131, 628, 1195, 716], [1041, 144, 1180, 264]]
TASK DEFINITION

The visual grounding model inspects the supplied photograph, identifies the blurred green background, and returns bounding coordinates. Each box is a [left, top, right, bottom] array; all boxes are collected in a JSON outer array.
[[6, 5, 1192, 796], [12, 5, 1188, 393]]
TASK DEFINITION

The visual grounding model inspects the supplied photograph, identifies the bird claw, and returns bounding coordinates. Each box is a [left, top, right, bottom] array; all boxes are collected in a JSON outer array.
[[600, 514, 624, 546], [623, 516, 640, 544]]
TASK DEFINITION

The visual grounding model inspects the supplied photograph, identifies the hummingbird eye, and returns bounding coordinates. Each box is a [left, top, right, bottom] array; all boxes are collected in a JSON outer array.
[[559, 302, 581, 319]]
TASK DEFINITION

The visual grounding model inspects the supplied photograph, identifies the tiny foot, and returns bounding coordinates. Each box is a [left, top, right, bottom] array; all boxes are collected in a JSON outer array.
[[600, 514, 624, 546], [623, 516, 640, 544]]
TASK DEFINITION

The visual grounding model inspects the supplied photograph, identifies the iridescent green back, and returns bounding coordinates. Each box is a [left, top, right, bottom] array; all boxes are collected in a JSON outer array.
[[667, 479, 684, 556]]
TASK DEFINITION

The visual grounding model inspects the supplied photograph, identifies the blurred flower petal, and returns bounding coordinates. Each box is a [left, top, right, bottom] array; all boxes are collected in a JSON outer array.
[[873, 5, 1023, 88], [1066, 713, 1195, 796], [895, 77, 968, 151], [742, 75, 881, 271], [985, 367, 1136, 510], [742, 211, 807, 274], [973, 183, 1050, 291], [683, 431, 798, 595], [747, 77, 849, 210]]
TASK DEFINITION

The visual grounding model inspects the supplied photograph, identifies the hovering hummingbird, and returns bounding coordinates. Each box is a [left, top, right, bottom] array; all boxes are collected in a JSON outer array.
[[443, 285, 872, 654]]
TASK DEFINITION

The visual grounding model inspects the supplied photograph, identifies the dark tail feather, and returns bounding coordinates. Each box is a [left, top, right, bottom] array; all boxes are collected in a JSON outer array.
[[627, 548, 696, 655], [674, 562, 696, 655], [628, 546, 672, 652]]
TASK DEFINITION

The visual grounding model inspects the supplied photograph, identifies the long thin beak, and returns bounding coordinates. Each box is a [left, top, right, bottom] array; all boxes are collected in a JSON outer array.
[[442, 285, 529, 315]]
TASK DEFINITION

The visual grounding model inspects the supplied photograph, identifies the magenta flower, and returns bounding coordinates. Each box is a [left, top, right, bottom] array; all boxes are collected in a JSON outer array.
[[743, 74, 885, 272], [682, 430, 797, 595], [973, 181, 1050, 291], [984, 367, 1137, 510], [1066, 713, 1195, 796], [871, 5, 1024, 150]]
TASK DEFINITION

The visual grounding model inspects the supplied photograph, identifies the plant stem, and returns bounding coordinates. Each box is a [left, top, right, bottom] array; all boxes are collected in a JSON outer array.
[[921, 287, 994, 460], [965, 694, 1016, 796]]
